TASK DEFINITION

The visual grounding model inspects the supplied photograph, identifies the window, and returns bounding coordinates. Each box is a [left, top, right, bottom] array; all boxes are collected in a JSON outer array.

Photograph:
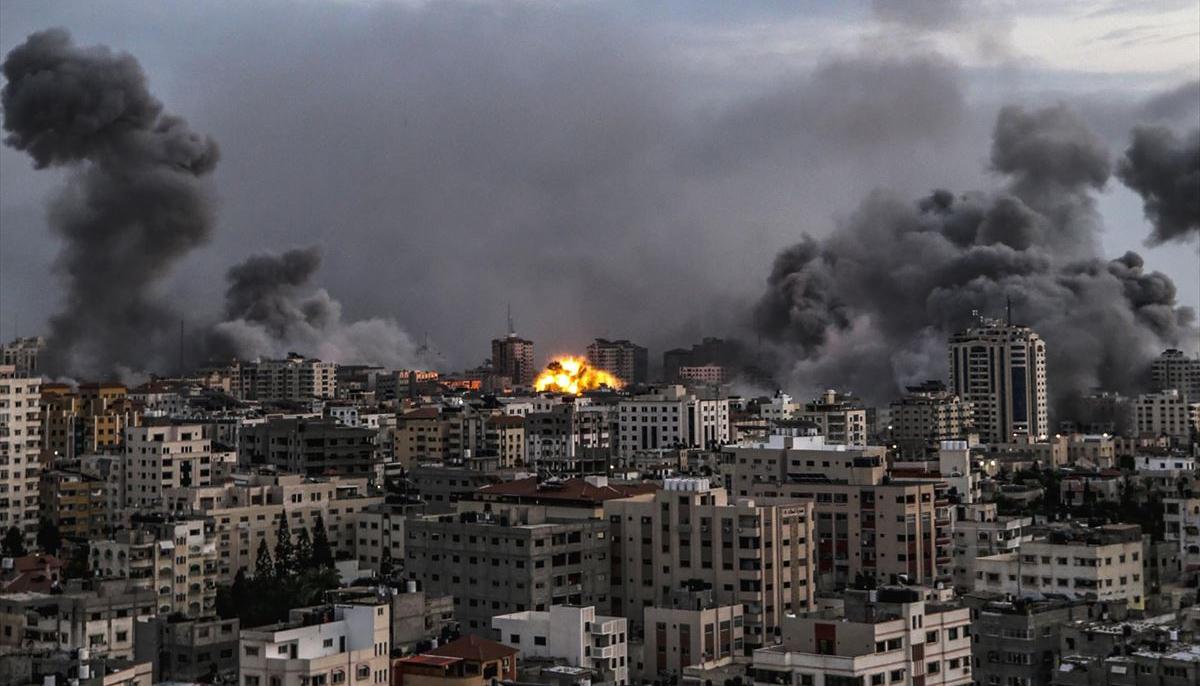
[[534, 636, 547, 646], [926, 631, 938, 644], [890, 670, 904, 682], [928, 662, 940, 674], [872, 675, 885, 686], [244, 646, 259, 657]]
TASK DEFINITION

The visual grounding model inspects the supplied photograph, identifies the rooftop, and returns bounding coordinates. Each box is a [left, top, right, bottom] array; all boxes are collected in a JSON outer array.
[[428, 634, 519, 663]]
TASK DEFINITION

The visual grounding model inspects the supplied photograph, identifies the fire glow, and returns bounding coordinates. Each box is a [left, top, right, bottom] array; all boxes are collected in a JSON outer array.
[[533, 356, 622, 394]]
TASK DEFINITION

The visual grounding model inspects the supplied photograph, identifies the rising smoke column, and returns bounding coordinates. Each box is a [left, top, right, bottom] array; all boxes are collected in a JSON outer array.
[[1, 29, 219, 377], [753, 104, 1196, 414], [209, 247, 422, 369], [1117, 126, 1200, 245]]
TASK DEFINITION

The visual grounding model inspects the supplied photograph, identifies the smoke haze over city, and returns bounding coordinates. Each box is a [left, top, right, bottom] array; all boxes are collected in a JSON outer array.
[[1, 1, 1197, 407]]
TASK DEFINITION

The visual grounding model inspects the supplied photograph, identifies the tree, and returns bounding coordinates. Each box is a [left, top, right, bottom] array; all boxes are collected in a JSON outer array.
[[294, 526, 313, 570], [255, 539, 274, 580], [274, 515, 294, 579], [311, 513, 334, 569], [64, 542, 91, 579], [37, 518, 62, 556], [2, 526, 26, 557]]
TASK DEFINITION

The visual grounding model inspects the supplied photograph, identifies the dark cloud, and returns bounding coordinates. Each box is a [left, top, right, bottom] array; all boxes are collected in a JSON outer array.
[[1116, 125, 1200, 245], [754, 105, 1197, 415], [1, 28, 219, 377]]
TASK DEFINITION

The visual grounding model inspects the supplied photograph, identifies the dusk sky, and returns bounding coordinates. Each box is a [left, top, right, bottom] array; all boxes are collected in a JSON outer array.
[[2, 0, 1197, 384]]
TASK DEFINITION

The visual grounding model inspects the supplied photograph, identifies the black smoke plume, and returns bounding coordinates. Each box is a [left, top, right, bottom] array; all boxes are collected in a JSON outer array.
[[207, 247, 422, 369], [1117, 126, 1200, 245], [1, 28, 219, 377], [754, 104, 1196, 415]]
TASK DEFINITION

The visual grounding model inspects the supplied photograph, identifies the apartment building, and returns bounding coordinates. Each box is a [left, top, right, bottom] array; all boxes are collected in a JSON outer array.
[[588, 339, 649, 386], [239, 599, 391, 686], [0, 365, 42, 543], [41, 381, 139, 462], [798, 390, 868, 446], [0, 580, 157, 659], [232, 355, 338, 401], [38, 467, 106, 540], [1, 336, 44, 376], [604, 478, 815, 649], [751, 587, 972, 686], [91, 517, 219, 617], [678, 365, 728, 386], [617, 386, 729, 457], [404, 508, 613, 633], [493, 605, 629, 686], [951, 503, 1032, 592], [1165, 497, 1200, 577], [526, 404, 613, 476], [159, 474, 381, 582], [123, 423, 213, 509], [973, 524, 1145, 610], [133, 614, 240, 683], [641, 581, 745, 679], [962, 593, 1105, 686], [728, 434, 952, 589], [889, 382, 974, 459], [354, 499, 425, 572], [239, 417, 378, 481], [395, 407, 449, 466], [492, 334, 536, 387], [948, 320, 1048, 444], [1151, 348, 1200, 401], [393, 634, 520, 686], [408, 464, 502, 515], [485, 414, 526, 468], [1133, 389, 1199, 445]]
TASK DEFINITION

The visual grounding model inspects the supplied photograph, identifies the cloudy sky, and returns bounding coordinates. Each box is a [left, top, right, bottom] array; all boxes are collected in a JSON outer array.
[[1, 0, 1197, 378]]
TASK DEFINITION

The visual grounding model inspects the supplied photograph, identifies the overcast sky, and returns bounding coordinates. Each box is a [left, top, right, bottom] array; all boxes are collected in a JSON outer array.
[[1, 0, 1197, 374]]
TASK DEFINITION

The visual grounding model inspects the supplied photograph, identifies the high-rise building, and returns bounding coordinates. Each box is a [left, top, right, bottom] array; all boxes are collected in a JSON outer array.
[[616, 385, 729, 457], [587, 339, 648, 386], [1151, 348, 1200, 401], [229, 354, 337, 401], [1132, 389, 1199, 445], [492, 335, 536, 387], [0, 365, 41, 544], [948, 319, 1047, 444], [123, 423, 214, 509]]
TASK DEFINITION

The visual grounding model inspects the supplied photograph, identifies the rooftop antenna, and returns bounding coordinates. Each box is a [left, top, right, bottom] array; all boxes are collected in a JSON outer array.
[[1006, 296, 1013, 326], [507, 304, 516, 337], [178, 319, 185, 377]]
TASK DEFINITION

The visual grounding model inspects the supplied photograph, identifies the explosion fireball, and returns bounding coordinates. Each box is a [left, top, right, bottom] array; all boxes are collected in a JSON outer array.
[[534, 356, 623, 394]]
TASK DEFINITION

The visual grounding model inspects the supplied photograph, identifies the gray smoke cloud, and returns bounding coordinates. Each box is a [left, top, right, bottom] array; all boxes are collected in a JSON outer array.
[[1117, 126, 1200, 245], [754, 104, 1197, 414], [208, 248, 422, 369], [1, 28, 218, 377]]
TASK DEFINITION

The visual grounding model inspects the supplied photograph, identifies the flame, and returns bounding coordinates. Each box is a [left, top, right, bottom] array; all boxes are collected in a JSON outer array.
[[533, 356, 623, 394]]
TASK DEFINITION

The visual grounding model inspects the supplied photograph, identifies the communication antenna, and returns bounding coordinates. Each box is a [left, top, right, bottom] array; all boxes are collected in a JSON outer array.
[[179, 320, 185, 377], [507, 304, 516, 337], [1006, 296, 1013, 326]]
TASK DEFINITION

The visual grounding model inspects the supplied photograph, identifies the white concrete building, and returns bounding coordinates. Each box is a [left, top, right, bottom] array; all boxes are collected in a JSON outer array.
[[617, 386, 729, 457], [239, 599, 391, 686], [124, 423, 213, 509], [950, 503, 1031, 592], [0, 365, 42, 544], [752, 587, 972, 686], [493, 605, 629, 686]]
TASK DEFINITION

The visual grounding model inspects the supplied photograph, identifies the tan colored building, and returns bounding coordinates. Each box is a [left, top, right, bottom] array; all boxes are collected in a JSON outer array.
[[0, 580, 157, 659], [1133, 389, 1199, 445], [752, 587, 972, 686], [798, 390, 868, 446], [239, 598, 391, 686], [41, 381, 140, 462], [0, 365, 41, 544], [973, 523, 1145, 610], [728, 435, 953, 589], [604, 478, 815, 650], [91, 517, 219, 617], [641, 582, 744, 679], [889, 381, 974, 459], [160, 474, 381, 582], [395, 407, 450, 466], [948, 320, 1048, 444], [485, 414, 526, 468], [40, 468, 107, 540], [230, 355, 338, 401]]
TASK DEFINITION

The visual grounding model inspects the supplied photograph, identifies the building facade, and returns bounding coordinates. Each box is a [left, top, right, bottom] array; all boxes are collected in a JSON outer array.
[[948, 320, 1048, 444], [0, 365, 42, 543]]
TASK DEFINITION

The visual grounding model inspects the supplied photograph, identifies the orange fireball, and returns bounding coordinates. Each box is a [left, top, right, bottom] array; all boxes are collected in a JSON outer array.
[[534, 356, 622, 394]]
